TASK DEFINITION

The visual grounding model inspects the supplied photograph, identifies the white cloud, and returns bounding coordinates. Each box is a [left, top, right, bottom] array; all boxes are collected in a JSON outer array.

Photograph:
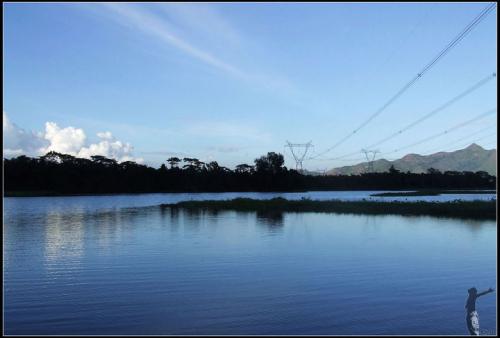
[[43, 122, 87, 155], [3, 112, 142, 163], [77, 133, 143, 163], [96, 131, 113, 140], [3, 112, 48, 156]]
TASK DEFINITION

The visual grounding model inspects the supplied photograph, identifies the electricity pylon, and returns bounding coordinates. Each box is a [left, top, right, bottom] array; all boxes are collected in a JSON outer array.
[[316, 168, 328, 176], [361, 149, 380, 173], [285, 141, 314, 172]]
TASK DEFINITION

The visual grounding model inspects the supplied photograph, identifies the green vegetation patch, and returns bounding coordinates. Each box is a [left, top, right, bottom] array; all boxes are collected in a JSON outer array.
[[438, 190, 496, 194], [371, 190, 496, 197], [370, 191, 441, 197], [161, 198, 497, 220]]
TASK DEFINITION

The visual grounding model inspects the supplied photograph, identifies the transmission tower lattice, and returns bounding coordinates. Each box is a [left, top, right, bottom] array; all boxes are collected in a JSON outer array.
[[285, 141, 314, 172], [316, 168, 328, 176], [361, 149, 380, 173]]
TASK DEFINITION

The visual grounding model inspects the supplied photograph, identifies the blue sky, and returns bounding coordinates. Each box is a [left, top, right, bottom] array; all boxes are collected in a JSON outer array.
[[3, 2, 497, 169]]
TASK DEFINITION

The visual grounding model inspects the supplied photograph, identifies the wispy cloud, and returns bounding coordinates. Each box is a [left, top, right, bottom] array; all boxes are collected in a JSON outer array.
[[100, 3, 246, 78], [186, 121, 273, 143], [205, 145, 246, 153], [160, 3, 242, 48], [138, 150, 189, 157], [91, 3, 304, 100]]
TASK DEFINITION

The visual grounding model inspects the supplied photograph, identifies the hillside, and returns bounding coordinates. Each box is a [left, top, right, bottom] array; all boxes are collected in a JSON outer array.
[[327, 144, 497, 176]]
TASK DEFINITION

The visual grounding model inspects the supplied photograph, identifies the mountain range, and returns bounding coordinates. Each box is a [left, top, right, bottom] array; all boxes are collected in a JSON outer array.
[[326, 143, 497, 176]]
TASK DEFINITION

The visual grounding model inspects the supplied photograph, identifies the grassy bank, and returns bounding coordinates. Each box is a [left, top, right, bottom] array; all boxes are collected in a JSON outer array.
[[161, 198, 497, 220], [370, 190, 496, 197]]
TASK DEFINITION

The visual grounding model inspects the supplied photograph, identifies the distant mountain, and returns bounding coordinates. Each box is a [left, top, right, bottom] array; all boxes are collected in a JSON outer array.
[[326, 144, 497, 176]]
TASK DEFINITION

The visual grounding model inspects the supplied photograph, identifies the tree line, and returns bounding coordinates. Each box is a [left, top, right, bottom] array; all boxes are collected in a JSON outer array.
[[3, 151, 496, 195]]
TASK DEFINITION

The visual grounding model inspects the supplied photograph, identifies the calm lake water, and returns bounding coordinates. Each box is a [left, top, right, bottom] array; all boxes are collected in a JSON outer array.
[[3, 192, 497, 335]]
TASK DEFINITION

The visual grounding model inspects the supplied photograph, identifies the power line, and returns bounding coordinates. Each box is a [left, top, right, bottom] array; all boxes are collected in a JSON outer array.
[[481, 140, 497, 149], [382, 107, 497, 155], [420, 125, 496, 154], [365, 72, 496, 149], [316, 100, 494, 161], [328, 72, 496, 160], [326, 157, 366, 162], [353, 4, 436, 97], [314, 149, 363, 161], [310, 3, 497, 160], [375, 4, 436, 71], [439, 132, 497, 152]]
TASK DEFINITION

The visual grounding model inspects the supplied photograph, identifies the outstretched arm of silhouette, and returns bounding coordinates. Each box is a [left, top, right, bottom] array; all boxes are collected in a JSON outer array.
[[477, 288, 494, 297]]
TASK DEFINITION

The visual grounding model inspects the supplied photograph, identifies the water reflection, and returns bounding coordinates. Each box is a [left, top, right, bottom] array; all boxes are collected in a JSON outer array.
[[161, 207, 287, 235], [461, 218, 496, 233], [42, 207, 150, 263], [256, 210, 285, 231], [36, 205, 497, 248], [164, 207, 180, 234], [183, 208, 202, 233], [4, 200, 497, 335], [44, 211, 84, 262]]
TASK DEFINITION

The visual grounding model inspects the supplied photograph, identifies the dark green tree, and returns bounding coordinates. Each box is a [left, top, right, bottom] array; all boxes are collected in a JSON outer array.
[[388, 165, 401, 175], [167, 157, 181, 169], [254, 152, 285, 174], [235, 163, 254, 174]]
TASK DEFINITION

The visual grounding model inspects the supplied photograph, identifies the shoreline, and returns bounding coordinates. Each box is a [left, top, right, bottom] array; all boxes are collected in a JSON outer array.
[[4, 189, 498, 198], [370, 190, 496, 197], [161, 198, 497, 220]]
